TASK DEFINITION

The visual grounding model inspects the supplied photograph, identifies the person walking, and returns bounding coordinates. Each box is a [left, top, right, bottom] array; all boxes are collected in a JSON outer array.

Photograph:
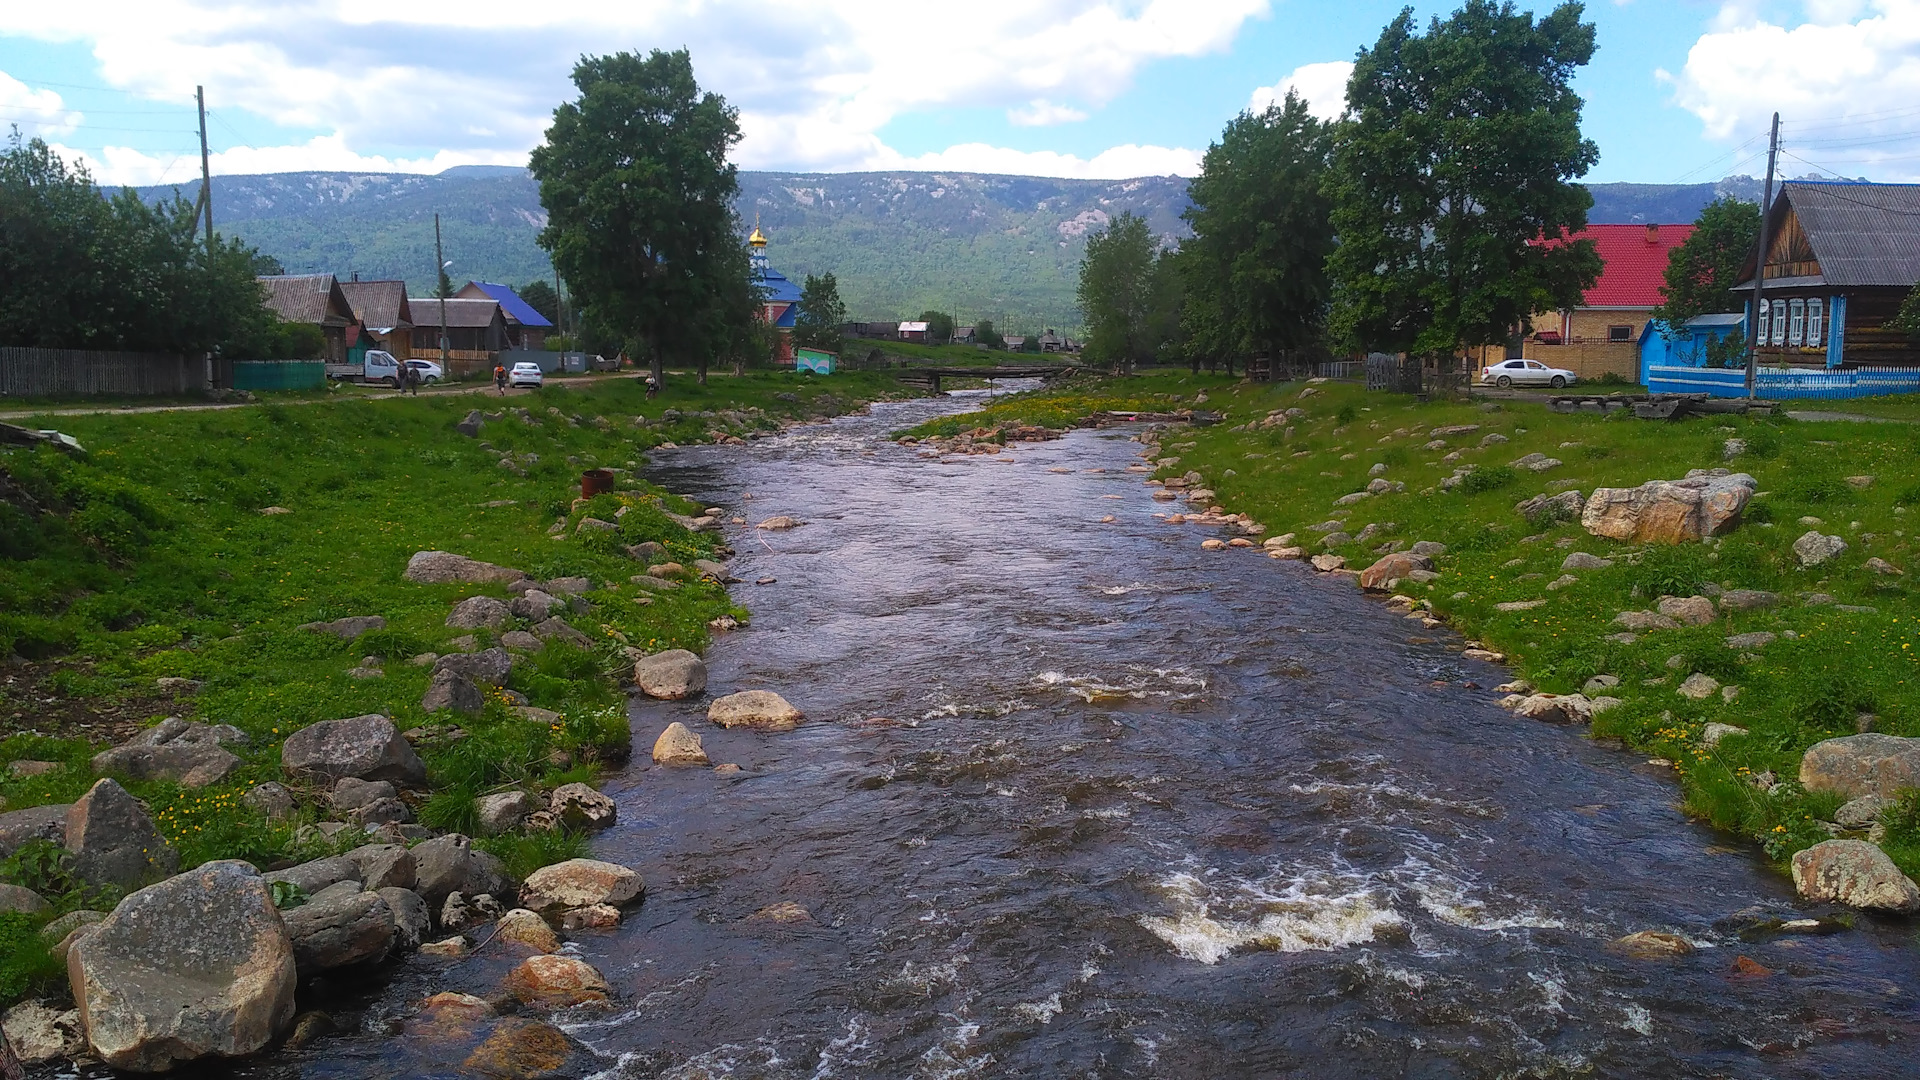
[[644, 372, 659, 401], [404, 363, 421, 396], [494, 363, 507, 395]]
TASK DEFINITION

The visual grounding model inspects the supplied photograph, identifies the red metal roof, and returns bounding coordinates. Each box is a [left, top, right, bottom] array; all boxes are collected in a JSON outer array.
[[1557, 223, 1694, 308]]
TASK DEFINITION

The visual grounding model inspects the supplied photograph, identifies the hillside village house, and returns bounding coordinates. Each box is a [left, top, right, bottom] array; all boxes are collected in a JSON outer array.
[[339, 280, 414, 360], [1730, 180, 1920, 369], [409, 297, 507, 375], [898, 321, 931, 343], [257, 274, 359, 363], [455, 282, 553, 350], [1472, 223, 1694, 379]]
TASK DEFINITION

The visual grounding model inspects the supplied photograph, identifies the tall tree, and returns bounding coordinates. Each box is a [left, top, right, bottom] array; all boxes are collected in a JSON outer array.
[[1326, 1, 1603, 359], [974, 318, 1004, 349], [1077, 211, 1167, 372], [917, 310, 955, 344], [1650, 196, 1761, 330], [795, 272, 846, 352], [531, 49, 746, 389], [518, 279, 561, 324], [1180, 92, 1335, 365]]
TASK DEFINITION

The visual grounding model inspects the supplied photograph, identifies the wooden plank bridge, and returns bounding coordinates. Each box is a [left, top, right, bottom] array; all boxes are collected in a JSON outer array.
[[899, 365, 1076, 392]]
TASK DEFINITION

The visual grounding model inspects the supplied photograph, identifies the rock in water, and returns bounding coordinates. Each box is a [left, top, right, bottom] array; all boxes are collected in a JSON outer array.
[[69, 861, 297, 1072], [281, 714, 428, 787], [494, 908, 561, 953], [632, 650, 708, 700], [1612, 930, 1695, 958], [503, 955, 611, 1008], [403, 551, 525, 585], [517, 859, 644, 914], [66, 779, 177, 891], [1580, 470, 1756, 543], [549, 784, 616, 830], [1358, 552, 1435, 592], [1799, 734, 1920, 800], [462, 1018, 581, 1078], [755, 516, 804, 530], [410, 834, 508, 906], [708, 690, 804, 732], [379, 887, 431, 952], [652, 723, 709, 766], [2, 1001, 85, 1063], [283, 890, 396, 973], [1791, 840, 1920, 912]]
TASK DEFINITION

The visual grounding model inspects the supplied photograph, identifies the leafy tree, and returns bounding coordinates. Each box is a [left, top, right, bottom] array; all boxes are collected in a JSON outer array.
[[974, 319, 1004, 349], [1891, 281, 1920, 343], [1326, 1, 1603, 359], [531, 49, 748, 389], [435, 267, 454, 298], [1180, 92, 1335, 365], [917, 310, 956, 344], [518, 279, 561, 325], [1077, 211, 1172, 372], [1650, 196, 1760, 332], [795, 272, 846, 352]]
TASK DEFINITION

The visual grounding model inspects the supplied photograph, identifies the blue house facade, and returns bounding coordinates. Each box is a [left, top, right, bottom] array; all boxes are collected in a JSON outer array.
[[1638, 312, 1745, 384]]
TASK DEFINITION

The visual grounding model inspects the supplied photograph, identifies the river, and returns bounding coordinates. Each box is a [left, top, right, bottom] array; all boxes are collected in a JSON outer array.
[[238, 392, 1920, 1079]]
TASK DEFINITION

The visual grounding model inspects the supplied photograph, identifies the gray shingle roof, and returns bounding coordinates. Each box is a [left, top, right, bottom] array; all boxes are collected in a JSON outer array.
[[339, 280, 414, 331], [408, 297, 503, 329], [1781, 181, 1920, 288], [257, 274, 354, 326]]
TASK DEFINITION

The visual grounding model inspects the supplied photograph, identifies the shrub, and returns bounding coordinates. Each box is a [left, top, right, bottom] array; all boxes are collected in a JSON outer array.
[[1628, 544, 1710, 597], [1335, 404, 1358, 426], [1595, 371, 1631, 386], [1742, 425, 1781, 459], [0, 913, 62, 1003], [1459, 465, 1517, 495]]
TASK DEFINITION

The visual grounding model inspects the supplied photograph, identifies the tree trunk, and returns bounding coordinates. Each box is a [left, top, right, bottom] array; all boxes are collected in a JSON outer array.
[[1226, 355, 1236, 377], [648, 331, 664, 392], [697, 356, 708, 386]]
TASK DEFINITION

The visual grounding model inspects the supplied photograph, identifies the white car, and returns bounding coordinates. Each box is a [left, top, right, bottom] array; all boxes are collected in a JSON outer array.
[[404, 359, 443, 384], [1480, 358, 1578, 389], [508, 361, 544, 388]]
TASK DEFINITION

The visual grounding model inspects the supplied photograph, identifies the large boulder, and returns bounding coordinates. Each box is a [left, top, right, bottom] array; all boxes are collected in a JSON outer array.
[[509, 590, 565, 621], [0, 883, 48, 914], [65, 779, 177, 891], [330, 777, 395, 812], [421, 669, 485, 717], [90, 719, 246, 788], [1800, 734, 1920, 800], [1793, 531, 1848, 568], [1791, 840, 1920, 912], [632, 650, 708, 700], [445, 596, 512, 630], [476, 791, 535, 835], [281, 714, 427, 787], [1580, 469, 1756, 544], [411, 834, 508, 907], [652, 722, 710, 766], [707, 690, 804, 732], [242, 782, 296, 821], [282, 890, 396, 973], [0, 803, 70, 858], [493, 908, 561, 953], [502, 955, 611, 1008], [433, 647, 513, 687], [344, 843, 416, 892], [1357, 552, 1435, 592], [68, 861, 297, 1072], [403, 551, 525, 585], [378, 887, 431, 952], [517, 859, 644, 914], [549, 784, 616, 830]]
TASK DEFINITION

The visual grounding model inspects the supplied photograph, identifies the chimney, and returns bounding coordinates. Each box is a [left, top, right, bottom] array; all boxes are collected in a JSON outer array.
[[1645, 223, 1660, 244]]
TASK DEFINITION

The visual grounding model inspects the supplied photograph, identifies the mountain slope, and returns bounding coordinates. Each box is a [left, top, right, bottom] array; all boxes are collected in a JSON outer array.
[[140, 168, 1769, 328]]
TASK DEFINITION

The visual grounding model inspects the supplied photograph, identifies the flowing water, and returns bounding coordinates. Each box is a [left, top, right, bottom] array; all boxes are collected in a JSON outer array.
[[223, 393, 1920, 1079]]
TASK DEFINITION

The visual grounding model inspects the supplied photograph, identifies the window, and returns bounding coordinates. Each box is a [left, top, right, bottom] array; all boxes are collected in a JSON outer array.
[[1789, 299, 1805, 345], [1770, 300, 1788, 346], [1607, 325, 1632, 343], [1756, 300, 1771, 344], [1526, 361, 1546, 369], [1807, 298, 1824, 346]]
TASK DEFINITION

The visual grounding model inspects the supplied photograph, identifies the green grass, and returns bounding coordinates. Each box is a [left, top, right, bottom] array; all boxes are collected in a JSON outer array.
[[0, 369, 907, 1008], [913, 376, 1920, 881]]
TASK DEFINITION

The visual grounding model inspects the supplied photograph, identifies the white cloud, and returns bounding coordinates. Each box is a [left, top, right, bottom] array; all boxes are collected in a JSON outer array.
[[6, 0, 1269, 179], [1248, 60, 1353, 122], [57, 136, 529, 188], [1007, 99, 1090, 127], [1668, 1, 1920, 179], [0, 72, 82, 137], [881, 141, 1203, 179]]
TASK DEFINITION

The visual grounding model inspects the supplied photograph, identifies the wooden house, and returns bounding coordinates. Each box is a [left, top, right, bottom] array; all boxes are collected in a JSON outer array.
[[1732, 181, 1920, 368], [409, 297, 508, 375], [455, 281, 553, 350], [898, 321, 930, 343], [257, 274, 359, 363], [339, 280, 414, 360]]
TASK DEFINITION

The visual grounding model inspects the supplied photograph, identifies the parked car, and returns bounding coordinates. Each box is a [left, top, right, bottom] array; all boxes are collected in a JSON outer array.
[[508, 361, 544, 388], [404, 359, 444, 385], [1480, 358, 1578, 389]]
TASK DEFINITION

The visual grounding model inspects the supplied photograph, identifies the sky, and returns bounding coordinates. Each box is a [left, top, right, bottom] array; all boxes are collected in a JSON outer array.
[[1, 1, 1917, 189]]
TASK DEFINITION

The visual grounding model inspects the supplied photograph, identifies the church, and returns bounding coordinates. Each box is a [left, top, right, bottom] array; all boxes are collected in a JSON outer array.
[[750, 223, 803, 365]]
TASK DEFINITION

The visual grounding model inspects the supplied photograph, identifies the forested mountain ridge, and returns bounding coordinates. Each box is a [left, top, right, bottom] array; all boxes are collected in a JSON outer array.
[[137, 166, 1774, 330]]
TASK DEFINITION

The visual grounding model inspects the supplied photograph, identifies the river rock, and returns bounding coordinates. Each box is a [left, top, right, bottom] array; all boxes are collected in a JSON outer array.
[[0, 883, 48, 914], [1512, 693, 1594, 725], [433, 647, 514, 687], [560, 904, 622, 931], [0, 804, 69, 858], [422, 668, 485, 716], [3, 1001, 84, 1063], [1613, 930, 1694, 958], [1799, 734, 1920, 800], [509, 590, 565, 620], [446, 596, 512, 630], [283, 890, 396, 973], [633, 649, 708, 700], [90, 719, 246, 788], [1791, 840, 1920, 912], [503, 955, 612, 1008], [1677, 673, 1721, 700], [346, 843, 416, 892], [1656, 595, 1717, 627], [65, 779, 176, 891], [69, 861, 297, 1072], [1700, 723, 1748, 748], [440, 891, 505, 933], [268, 855, 360, 896], [549, 784, 617, 830], [242, 782, 295, 821], [1358, 552, 1435, 592], [1561, 551, 1613, 571], [379, 888, 431, 952], [494, 908, 561, 953], [297, 615, 386, 639], [1309, 554, 1347, 572], [651, 722, 710, 766], [477, 791, 535, 835], [331, 777, 395, 812], [404, 551, 525, 585], [517, 859, 644, 914], [1793, 531, 1848, 568], [411, 834, 508, 907], [282, 714, 427, 786], [1835, 794, 1889, 829], [1581, 470, 1756, 543], [707, 690, 804, 732], [462, 1017, 588, 1079], [756, 515, 804, 530]]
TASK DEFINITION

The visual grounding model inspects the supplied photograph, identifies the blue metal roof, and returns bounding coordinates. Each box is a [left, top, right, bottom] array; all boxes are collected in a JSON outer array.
[[466, 281, 554, 328], [759, 266, 803, 304]]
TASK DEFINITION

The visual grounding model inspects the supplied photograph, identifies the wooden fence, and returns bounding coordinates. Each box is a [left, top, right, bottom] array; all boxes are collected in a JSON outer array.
[[0, 348, 201, 398], [1647, 364, 1920, 400]]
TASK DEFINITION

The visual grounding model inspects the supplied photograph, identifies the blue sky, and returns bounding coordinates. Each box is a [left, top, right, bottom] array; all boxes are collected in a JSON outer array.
[[2, 1, 1915, 186]]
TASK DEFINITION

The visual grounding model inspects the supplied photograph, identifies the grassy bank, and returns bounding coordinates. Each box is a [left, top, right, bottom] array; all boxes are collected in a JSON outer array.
[[903, 374, 1920, 882], [0, 370, 908, 1004]]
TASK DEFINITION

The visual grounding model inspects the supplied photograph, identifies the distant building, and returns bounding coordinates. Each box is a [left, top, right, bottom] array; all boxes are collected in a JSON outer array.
[[1003, 335, 1027, 351], [898, 321, 930, 343], [1038, 329, 1064, 353], [749, 224, 802, 364], [842, 321, 897, 340], [408, 296, 508, 374], [455, 281, 553, 350], [952, 325, 976, 344], [339, 280, 414, 360], [257, 274, 359, 363]]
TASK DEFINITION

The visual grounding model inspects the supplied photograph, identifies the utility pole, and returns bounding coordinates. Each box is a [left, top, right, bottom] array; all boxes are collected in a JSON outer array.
[[435, 213, 449, 369], [195, 85, 214, 255], [553, 264, 565, 342], [1745, 111, 1781, 399]]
